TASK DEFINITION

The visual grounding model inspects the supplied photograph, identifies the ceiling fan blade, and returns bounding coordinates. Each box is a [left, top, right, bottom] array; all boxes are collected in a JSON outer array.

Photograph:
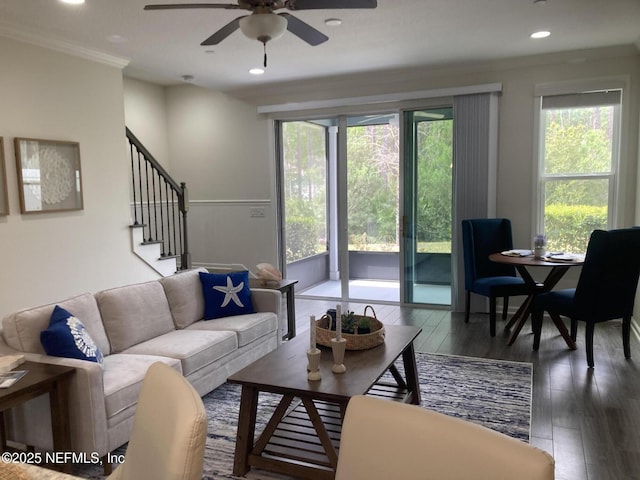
[[200, 16, 245, 45], [144, 3, 241, 10], [279, 13, 328, 46], [286, 0, 376, 10]]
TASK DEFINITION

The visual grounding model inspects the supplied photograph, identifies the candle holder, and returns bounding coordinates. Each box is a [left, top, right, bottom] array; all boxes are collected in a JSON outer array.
[[331, 337, 347, 374], [307, 348, 321, 381]]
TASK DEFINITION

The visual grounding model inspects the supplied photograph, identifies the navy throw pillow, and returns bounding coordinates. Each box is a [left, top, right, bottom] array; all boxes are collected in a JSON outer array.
[[199, 271, 255, 320], [40, 306, 104, 365]]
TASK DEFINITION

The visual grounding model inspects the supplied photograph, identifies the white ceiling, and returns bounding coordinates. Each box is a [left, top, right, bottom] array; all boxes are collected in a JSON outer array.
[[1, 0, 639, 93]]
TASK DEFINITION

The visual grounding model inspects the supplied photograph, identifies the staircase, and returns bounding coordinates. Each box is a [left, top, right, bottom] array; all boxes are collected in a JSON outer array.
[[126, 128, 191, 276]]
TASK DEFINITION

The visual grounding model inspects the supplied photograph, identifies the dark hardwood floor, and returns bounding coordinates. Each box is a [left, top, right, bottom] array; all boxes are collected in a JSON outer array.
[[294, 298, 640, 480]]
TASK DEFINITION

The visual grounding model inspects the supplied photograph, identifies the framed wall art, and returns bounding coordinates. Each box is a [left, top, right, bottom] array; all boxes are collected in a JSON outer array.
[[14, 138, 83, 214], [0, 137, 8, 215]]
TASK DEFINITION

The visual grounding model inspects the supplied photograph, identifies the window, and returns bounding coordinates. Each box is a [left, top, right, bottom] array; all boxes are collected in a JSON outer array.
[[537, 90, 621, 253], [281, 121, 328, 263], [346, 119, 400, 252]]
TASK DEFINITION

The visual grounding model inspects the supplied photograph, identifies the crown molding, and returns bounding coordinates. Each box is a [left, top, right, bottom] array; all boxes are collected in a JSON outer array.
[[0, 22, 129, 70]]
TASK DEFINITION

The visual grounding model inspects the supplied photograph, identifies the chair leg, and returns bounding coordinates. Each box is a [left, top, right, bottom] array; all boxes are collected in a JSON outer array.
[[623, 316, 631, 359], [489, 297, 497, 337], [532, 309, 543, 351], [502, 296, 509, 320], [570, 319, 578, 342], [585, 322, 595, 368], [465, 291, 471, 324]]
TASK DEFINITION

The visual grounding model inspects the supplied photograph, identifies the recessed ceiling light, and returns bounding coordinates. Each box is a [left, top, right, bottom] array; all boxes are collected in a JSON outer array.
[[531, 31, 551, 39], [325, 18, 342, 27], [249, 68, 265, 75], [60, 0, 85, 4]]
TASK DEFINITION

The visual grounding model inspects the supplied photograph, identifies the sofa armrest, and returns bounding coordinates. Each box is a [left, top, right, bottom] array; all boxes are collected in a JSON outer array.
[[250, 288, 284, 338], [4, 351, 109, 456]]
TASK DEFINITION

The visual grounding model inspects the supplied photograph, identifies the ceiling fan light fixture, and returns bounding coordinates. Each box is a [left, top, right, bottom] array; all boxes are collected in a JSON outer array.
[[239, 13, 287, 44]]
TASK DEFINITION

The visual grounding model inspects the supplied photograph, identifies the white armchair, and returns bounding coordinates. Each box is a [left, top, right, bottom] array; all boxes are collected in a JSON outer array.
[[106, 362, 207, 480], [336, 395, 554, 480]]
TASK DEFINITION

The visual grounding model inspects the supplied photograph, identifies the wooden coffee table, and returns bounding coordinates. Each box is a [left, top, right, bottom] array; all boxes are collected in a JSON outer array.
[[229, 324, 422, 480]]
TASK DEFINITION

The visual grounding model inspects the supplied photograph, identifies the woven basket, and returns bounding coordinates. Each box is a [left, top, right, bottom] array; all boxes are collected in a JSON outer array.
[[315, 305, 385, 350]]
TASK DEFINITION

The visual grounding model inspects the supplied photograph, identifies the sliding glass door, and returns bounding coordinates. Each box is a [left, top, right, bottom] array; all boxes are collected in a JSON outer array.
[[279, 120, 330, 292], [345, 114, 400, 302], [403, 108, 453, 305], [278, 107, 453, 306]]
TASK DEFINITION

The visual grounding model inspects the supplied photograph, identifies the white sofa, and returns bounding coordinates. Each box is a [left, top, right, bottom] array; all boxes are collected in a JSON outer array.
[[0, 267, 282, 468]]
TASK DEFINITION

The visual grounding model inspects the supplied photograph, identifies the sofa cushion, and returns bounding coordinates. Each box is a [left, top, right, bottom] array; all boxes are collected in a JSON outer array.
[[40, 306, 104, 365], [96, 281, 175, 353], [185, 312, 277, 347], [199, 271, 255, 319], [121, 330, 237, 376], [159, 268, 207, 329], [2, 293, 110, 356], [102, 354, 181, 428]]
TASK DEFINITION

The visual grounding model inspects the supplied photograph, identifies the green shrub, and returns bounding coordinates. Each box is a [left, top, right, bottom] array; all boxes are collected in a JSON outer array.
[[545, 204, 607, 252], [286, 216, 318, 262]]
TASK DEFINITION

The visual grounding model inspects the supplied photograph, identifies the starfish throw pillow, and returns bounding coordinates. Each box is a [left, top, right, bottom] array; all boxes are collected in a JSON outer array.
[[40, 305, 104, 365], [199, 271, 255, 319]]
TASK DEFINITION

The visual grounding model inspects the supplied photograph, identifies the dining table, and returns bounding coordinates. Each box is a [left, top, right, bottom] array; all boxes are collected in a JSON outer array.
[[489, 250, 584, 348]]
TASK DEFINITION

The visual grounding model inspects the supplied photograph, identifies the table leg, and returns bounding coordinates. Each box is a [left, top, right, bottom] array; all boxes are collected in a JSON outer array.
[[549, 312, 577, 350], [402, 343, 421, 405], [507, 265, 572, 346], [301, 398, 339, 469], [505, 298, 530, 331], [49, 378, 72, 473], [507, 294, 536, 345], [285, 286, 296, 340], [233, 386, 259, 476]]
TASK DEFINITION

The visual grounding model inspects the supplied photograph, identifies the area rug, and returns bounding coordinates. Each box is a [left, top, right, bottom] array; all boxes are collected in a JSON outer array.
[[77, 352, 531, 479]]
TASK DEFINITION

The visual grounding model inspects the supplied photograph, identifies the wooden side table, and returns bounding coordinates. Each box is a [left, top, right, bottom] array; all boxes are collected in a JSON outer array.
[[249, 278, 299, 340], [0, 361, 75, 473]]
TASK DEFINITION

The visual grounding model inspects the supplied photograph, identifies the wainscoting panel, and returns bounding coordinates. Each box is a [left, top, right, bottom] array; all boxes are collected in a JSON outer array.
[[188, 200, 277, 272]]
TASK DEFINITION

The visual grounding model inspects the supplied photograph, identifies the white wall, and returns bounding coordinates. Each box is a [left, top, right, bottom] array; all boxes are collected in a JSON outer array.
[[0, 37, 158, 317], [122, 80, 279, 274], [123, 77, 171, 170], [164, 85, 277, 270]]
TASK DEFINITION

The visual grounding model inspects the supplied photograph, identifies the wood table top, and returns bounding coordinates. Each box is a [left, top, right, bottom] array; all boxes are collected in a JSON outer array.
[[489, 252, 584, 267], [0, 361, 75, 403], [228, 324, 421, 403]]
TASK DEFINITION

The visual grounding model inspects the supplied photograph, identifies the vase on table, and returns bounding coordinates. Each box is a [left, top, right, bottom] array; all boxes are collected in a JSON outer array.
[[534, 234, 547, 259], [331, 337, 347, 374]]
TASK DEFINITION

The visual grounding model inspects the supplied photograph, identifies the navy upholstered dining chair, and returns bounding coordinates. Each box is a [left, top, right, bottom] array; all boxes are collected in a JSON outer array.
[[462, 218, 531, 336], [531, 228, 640, 367]]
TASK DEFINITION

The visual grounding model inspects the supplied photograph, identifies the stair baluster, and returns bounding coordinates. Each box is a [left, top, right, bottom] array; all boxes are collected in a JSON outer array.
[[126, 127, 190, 272]]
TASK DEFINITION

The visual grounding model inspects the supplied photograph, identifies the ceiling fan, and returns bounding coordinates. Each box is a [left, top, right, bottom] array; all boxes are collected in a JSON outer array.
[[144, 0, 378, 67]]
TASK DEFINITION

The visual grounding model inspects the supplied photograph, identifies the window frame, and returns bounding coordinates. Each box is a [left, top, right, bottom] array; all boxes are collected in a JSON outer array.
[[533, 81, 624, 246]]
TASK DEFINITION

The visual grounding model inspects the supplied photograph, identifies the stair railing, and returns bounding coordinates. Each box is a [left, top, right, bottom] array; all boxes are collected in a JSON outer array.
[[126, 127, 191, 271]]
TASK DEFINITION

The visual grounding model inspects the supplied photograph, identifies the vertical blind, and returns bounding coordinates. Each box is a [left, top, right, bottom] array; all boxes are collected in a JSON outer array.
[[451, 92, 499, 312]]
